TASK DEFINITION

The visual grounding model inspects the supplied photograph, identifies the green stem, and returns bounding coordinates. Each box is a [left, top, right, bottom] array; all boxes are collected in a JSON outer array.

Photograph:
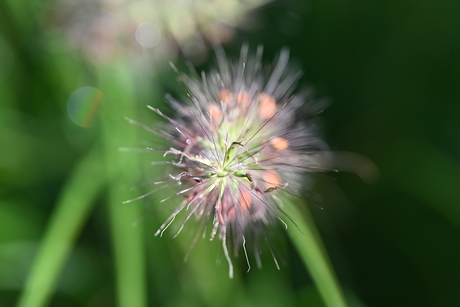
[[284, 199, 348, 307], [17, 146, 104, 307], [99, 63, 147, 307]]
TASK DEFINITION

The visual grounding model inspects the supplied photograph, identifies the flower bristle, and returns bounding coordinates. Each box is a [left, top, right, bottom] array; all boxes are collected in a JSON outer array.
[[138, 45, 326, 278]]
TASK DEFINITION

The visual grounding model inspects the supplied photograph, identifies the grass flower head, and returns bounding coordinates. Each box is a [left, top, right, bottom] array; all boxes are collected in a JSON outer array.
[[132, 45, 326, 278]]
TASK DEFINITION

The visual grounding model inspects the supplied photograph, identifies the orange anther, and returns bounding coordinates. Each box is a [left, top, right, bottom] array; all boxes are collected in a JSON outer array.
[[208, 104, 222, 122], [270, 137, 289, 150], [263, 171, 282, 187], [219, 89, 233, 104], [227, 206, 236, 221], [236, 91, 249, 106], [259, 93, 277, 119], [238, 190, 252, 211]]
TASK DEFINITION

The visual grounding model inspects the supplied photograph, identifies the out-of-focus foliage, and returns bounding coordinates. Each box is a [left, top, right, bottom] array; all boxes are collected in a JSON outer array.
[[1, 0, 460, 306], [50, 0, 270, 64]]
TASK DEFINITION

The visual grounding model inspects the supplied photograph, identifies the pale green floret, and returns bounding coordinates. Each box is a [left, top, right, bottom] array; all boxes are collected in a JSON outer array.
[[234, 170, 248, 178], [216, 171, 228, 177]]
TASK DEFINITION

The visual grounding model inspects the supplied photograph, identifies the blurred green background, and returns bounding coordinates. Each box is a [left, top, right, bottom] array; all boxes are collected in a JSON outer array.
[[1, 0, 460, 306]]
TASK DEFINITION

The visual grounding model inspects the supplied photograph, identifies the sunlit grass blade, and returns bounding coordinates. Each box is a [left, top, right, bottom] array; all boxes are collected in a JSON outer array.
[[284, 199, 348, 307], [99, 63, 147, 307], [17, 146, 104, 307], [106, 179, 147, 307]]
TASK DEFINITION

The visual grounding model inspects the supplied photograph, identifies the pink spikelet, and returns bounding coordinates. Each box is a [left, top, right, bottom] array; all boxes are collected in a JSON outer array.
[[128, 45, 327, 278]]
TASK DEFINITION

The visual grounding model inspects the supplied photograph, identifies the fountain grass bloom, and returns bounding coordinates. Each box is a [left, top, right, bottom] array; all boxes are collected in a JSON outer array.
[[129, 45, 327, 278]]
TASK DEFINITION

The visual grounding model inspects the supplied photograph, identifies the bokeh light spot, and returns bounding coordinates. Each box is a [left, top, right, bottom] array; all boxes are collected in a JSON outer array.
[[135, 22, 161, 48], [67, 87, 104, 128]]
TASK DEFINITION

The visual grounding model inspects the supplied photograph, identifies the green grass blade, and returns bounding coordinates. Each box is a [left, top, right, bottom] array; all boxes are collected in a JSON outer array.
[[106, 180, 146, 307], [17, 146, 104, 307], [99, 63, 147, 307], [284, 199, 348, 307]]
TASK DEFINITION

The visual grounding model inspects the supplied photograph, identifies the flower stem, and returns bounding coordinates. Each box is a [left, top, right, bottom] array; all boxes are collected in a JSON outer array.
[[284, 199, 348, 307]]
